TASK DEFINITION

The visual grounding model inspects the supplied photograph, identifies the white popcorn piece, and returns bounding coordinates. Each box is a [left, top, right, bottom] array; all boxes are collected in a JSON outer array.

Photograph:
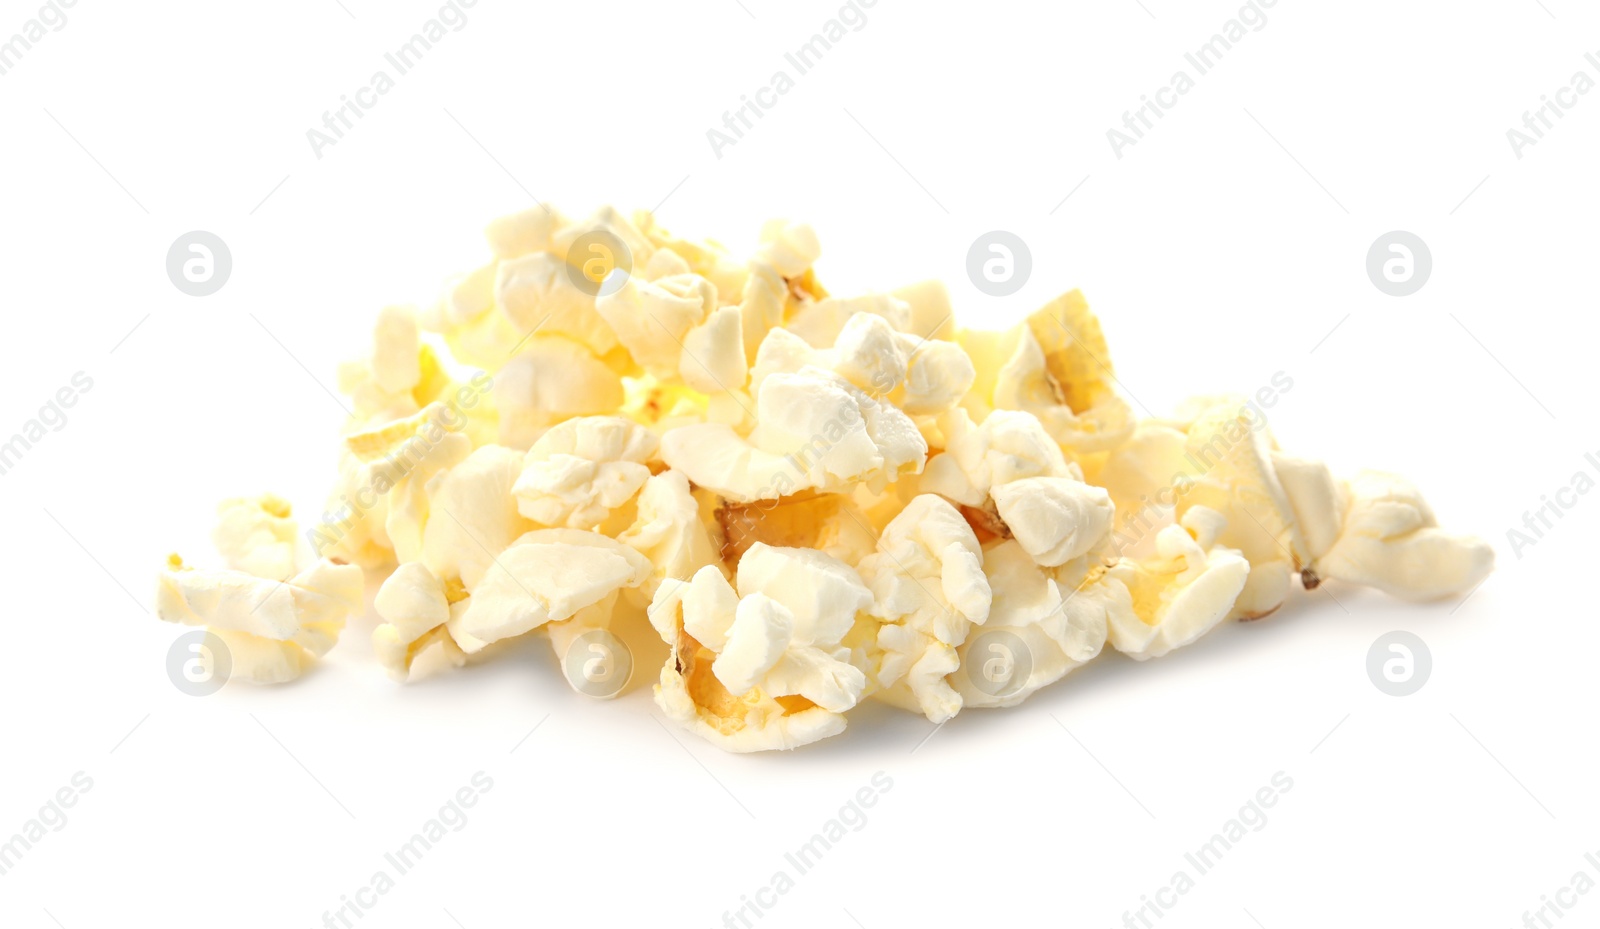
[[342, 402, 475, 565], [447, 529, 651, 653], [420, 445, 535, 590], [920, 408, 1073, 508], [617, 470, 719, 598], [594, 273, 717, 378], [950, 539, 1114, 709], [494, 336, 625, 449], [1170, 399, 1306, 619], [512, 416, 658, 530], [897, 334, 975, 417], [212, 493, 298, 581], [1303, 469, 1494, 601], [858, 495, 992, 723], [372, 561, 466, 680], [156, 556, 364, 684], [755, 220, 821, 279], [495, 251, 623, 360], [786, 294, 912, 349], [651, 544, 873, 751], [661, 367, 926, 503], [336, 305, 453, 424], [484, 205, 566, 260], [991, 477, 1115, 568], [1105, 507, 1251, 659], [679, 305, 748, 395]]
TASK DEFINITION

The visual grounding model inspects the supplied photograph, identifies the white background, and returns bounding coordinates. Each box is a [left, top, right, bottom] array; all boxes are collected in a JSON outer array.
[[1, 1, 1596, 927]]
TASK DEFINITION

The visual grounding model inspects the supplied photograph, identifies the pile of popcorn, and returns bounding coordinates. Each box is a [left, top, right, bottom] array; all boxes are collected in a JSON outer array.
[[155, 206, 1494, 752]]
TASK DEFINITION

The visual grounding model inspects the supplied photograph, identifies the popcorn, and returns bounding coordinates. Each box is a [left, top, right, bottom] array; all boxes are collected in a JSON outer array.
[[447, 529, 651, 653], [650, 544, 873, 751], [157, 556, 363, 684], [616, 470, 719, 597], [150, 203, 1496, 754], [661, 366, 926, 503], [212, 494, 298, 581], [512, 416, 658, 530], [372, 561, 465, 680], [1104, 507, 1251, 659], [950, 539, 1113, 709], [858, 495, 991, 723]]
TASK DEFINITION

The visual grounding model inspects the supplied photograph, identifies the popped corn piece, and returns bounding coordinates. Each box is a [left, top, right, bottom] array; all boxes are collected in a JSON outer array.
[[715, 489, 878, 569], [991, 477, 1116, 568], [786, 294, 912, 349], [484, 205, 566, 260], [858, 495, 992, 723], [594, 272, 717, 377], [342, 402, 474, 565], [920, 408, 1074, 508], [1303, 469, 1494, 601], [156, 556, 363, 684], [890, 279, 956, 342], [650, 545, 872, 751], [679, 305, 748, 396], [494, 336, 625, 449], [495, 251, 624, 360], [756, 219, 821, 279], [1172, 399, 1305, 619], [616, 470, 720, 598], [420, 445, 535, 590], [661, 367, 926, 503], [512, 416, 658, 530], [372, 561, 466, 680], [337, 305, 452, 423], [213, 493, 298, 581], [898, 335, 975, 416], [1105, 507, 1251, 659], [447, 529, 651, 653], [950, 539, 1114, 709]]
